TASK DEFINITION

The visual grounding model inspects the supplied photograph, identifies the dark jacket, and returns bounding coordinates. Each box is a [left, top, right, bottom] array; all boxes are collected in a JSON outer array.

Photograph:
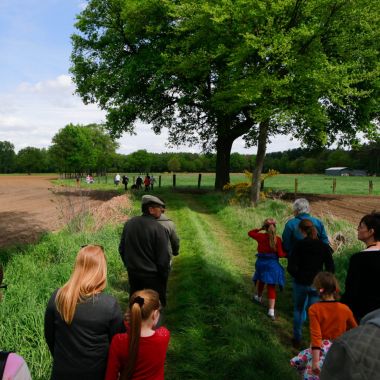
[[119, 214, 170, 278], [44, 290, 124, 380], [287, 237, 335, 285], [341, 249, 380, 322], [320, 308, 380, 380]]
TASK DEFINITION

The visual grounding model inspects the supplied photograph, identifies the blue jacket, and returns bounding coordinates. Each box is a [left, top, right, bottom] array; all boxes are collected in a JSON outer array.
[[282, 213, 329, 256]]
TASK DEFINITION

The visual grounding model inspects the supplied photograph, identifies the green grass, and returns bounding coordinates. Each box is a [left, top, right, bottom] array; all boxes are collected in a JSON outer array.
[[0, 187, 366, 379], [52, 172, 380, 195], [264, 174, 380, 195]]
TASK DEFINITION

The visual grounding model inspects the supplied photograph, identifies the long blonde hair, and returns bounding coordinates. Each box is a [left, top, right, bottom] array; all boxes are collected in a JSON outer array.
[[121, 289, 161, 380], [55, 245, 107, 324], [263, 218, 277, 251]]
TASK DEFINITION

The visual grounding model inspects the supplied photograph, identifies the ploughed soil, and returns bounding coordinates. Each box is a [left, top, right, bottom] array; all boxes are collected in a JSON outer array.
[[0, 176, 378, 248], [282, 193, 380, 225], [0, 175, 118, 248]]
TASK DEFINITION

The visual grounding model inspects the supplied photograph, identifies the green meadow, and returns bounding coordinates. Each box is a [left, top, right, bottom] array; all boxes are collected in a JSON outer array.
[[55, 172, 380, 195], [0, 183, 365, 380]]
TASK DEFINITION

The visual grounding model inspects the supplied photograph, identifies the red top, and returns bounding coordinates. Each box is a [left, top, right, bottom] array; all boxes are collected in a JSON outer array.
[[308, 301, 357, 349], [248, 229, 286, 257], [105, 326, 170, 380]]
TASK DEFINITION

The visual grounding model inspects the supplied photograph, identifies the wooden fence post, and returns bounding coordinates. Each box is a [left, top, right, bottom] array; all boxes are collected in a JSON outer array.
[[332, 178, 336, 193], [260, 180, 264, 191], [159, 175, 161, 188], [198, 173, 202, 189], [294, 178, 298, 196], [369, 180, 373, 194], [173, 174, 176, 188], [132, 176, 135, 186]]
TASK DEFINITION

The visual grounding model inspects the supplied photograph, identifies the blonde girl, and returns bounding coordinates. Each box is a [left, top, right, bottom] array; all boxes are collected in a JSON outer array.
[[290, 272, 357, 379], [44, 245, 124, 380], [105, 289, 170, 380], [248, 218, 286, 320]]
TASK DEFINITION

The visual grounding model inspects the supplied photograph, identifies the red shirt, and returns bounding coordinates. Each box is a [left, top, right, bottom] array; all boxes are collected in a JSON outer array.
[[248, 229, 286, 257], [105, 326, 170, 380]]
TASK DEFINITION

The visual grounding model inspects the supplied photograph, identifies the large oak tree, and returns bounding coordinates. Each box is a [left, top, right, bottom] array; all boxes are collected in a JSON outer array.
[[71, 0, 380, 200]]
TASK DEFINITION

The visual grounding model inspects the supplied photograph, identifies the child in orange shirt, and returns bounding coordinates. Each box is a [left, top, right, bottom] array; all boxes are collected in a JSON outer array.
[[290, 272, 357, 379], [248, 218, 286, 320]]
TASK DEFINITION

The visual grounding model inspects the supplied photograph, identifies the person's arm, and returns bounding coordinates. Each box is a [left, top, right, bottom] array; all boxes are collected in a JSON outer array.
[[248, 228, 263, 241], [323, 243, 335, 273], [155, 225, 170, 278], [169, 224, 180, 256], [346, 309, 358, 330], [317, 220, 329, 245], [104, 335, 122, 380], [287, 242, 300, 277], [108, 299, 126, 341], [118, 223, 127, 266], [44, 292, 57, 356], [281, 221, 292, 256], [276, 237, 287, 258]]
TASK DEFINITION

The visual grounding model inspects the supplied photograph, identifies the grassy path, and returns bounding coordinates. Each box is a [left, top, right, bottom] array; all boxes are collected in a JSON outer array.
[[159, 191, 297, 380]]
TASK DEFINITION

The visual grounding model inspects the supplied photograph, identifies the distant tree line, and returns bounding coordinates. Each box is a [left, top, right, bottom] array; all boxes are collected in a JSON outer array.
[[1, 125, 379, 176]]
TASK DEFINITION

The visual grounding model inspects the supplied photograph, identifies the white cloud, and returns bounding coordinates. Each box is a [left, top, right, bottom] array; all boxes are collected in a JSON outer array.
[[0, 74, 301, 154]]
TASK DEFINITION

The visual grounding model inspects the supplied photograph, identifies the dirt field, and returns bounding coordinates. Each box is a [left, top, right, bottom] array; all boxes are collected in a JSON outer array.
[[0, 176, 117, 248], [282, 193, 380, 225], [0, 176, 379, 248]]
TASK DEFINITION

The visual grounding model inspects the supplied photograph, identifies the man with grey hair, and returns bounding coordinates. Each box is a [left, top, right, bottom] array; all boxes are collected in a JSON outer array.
[[119, 195, 170, 305], [282, 198, 329, 257]]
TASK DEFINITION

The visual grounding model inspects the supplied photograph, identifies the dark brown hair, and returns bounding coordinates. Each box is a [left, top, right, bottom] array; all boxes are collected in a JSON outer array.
[[360, 211, 380, 241], [121, 289, 160, 380], [298, 218, 318, 240], [313, 272, 339, 300]]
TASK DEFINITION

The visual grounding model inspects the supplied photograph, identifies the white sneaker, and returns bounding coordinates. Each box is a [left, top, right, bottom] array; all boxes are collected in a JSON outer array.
[[268, 309, 275, 320], [252, 295, 262, 304]]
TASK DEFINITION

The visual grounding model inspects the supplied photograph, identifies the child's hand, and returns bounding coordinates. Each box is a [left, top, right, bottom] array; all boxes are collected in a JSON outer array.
[[312, 364, 320, 375]]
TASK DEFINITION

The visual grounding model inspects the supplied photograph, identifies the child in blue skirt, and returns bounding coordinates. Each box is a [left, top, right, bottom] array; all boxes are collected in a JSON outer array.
[[248, 218, 286, 320]]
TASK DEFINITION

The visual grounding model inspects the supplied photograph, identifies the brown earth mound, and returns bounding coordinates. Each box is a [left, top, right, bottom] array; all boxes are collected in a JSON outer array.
[[0, 176, 124, 248]]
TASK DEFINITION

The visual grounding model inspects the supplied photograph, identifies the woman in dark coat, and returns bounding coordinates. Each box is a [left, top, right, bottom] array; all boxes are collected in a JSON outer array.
[[44, 245, 124, 380], [341, 212, 380, 322]]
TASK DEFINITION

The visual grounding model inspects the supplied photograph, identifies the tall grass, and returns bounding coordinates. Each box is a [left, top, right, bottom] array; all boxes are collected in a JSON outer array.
[[0, 188, 364, 379]]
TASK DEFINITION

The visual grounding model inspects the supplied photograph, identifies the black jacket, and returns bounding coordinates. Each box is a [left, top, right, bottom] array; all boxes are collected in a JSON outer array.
[[287, 237, 335, 285], [341, 250, 380, 322], [119, 214, 170, 278], [44, 290, 124, 380]]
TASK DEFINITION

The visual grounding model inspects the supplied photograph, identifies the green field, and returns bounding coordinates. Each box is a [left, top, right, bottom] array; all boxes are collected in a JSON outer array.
[[0, 185, 364, 380], [55, 172, 380, 196]]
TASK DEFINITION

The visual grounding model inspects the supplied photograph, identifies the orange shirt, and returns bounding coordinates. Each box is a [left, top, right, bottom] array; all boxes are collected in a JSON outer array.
[[308, 301, 357, 349]]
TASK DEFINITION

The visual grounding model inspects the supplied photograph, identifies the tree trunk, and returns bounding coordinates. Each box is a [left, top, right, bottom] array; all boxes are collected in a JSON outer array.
[[214, 137, 234, 190], [251, 120, 269, 206]]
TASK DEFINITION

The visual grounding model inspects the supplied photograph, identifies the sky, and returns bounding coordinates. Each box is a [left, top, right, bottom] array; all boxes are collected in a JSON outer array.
[[0, 0, 301, 155]]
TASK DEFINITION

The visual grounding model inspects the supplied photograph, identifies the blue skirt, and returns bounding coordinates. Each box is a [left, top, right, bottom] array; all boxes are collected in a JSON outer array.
[[252, 253, 285, 288]]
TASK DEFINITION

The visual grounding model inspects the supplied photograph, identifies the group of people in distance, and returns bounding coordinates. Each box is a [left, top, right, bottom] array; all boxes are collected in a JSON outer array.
[[43, 194, 179, 380], [248, 198, 380, 379], [114, 174, 156, 192]]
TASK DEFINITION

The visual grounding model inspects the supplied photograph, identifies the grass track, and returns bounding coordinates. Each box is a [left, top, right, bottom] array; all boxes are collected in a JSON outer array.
[[160, 191, 298, 380]]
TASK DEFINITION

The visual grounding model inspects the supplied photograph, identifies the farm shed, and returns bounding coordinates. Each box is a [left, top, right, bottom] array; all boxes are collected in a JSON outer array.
[[350, 169, 367, 176], [325, 167, 350, 176]]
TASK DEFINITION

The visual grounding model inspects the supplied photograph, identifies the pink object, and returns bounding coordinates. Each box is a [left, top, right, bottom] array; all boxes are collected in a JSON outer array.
[[2, 353, 31, 380]]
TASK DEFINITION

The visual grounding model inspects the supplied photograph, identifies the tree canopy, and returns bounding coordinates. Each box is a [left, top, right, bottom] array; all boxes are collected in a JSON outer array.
[[71, 0, 380, 199], [49, 123, 118, 174], [0, 141, 16, 173]]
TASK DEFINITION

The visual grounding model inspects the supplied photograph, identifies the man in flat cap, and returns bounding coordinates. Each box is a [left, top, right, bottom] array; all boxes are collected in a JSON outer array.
[[119, 195, 170, 305]]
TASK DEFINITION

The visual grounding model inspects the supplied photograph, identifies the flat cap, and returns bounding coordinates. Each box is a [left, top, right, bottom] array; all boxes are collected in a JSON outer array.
[[141, 195, 165, 207]]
